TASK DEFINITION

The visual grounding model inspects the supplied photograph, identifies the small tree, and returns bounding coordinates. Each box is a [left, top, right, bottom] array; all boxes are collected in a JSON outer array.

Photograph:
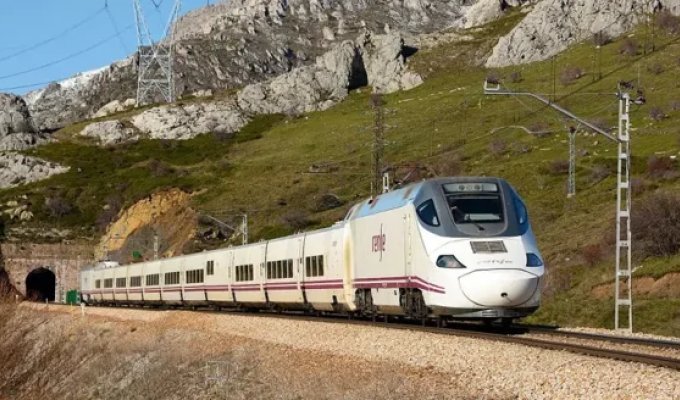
[[619, 38, 638, 56], [560, 66, 583, 85], [632, 191, 680, 258]]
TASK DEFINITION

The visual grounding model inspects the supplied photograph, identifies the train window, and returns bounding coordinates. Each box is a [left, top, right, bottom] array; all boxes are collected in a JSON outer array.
[[447, 194, 504, 224], [104, 279, 113, 288], [511, 189, 529, 230], [206, 260, 215, 276], [236, 265, 254, 282], [115, 277, 126, 288], [416, 199, 440, 227], [287, 259, 293, 278], [318, 256, 324, 276], [130, 276, 142, 287], [95, 280, 101, 289], [164, 272, 180, 285], [146, 274, 159, 286], [305, 257, 311, 277], [311, 256, 318, 277], [277, 260, 283, 279], [186, 269, 205, 284]]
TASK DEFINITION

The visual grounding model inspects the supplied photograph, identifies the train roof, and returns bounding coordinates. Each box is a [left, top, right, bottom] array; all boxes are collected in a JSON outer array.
[[350, 177, 508, 220]]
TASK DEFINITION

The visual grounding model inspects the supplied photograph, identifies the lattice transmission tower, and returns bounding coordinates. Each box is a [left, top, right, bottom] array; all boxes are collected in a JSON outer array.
[[133, 0, 182, 105]]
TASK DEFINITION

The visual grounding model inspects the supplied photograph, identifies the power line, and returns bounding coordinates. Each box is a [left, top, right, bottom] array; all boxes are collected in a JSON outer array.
[[105, 2, 132, 55], [0, 24, 133, 81], [0, 7, 106, 64]]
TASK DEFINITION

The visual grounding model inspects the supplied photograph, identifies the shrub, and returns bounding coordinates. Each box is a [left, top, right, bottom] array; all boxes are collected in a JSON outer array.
[[485, 72, 501, 85], [488, 138, 507, 156], [656, 11, 680, 35], [649, 106, 667, 121], [619, 38, 638, 56], [44, 196, 74, 218], [560, 66, 584, 85], [632, 191, 680, 258], [581, 243, 604, 267], [647, 63, 664, 75], [508, 71, 523, 83], [646, 155, 677, 179], [148, 159, 174, 177], [670, 100, 680, 112], [434, 157, 463, 176], [592, 31, 612, 46], [589, 165, 610, 183], [548, 160, 570, 175], [281, 210, 315, 231]]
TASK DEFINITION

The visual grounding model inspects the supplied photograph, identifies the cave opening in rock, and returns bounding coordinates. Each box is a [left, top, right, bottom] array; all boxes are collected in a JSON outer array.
[[25, 267, 55, 302]]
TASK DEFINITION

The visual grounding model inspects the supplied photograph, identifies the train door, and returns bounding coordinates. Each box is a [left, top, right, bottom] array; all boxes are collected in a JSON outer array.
[[404, 212, 413, 278]]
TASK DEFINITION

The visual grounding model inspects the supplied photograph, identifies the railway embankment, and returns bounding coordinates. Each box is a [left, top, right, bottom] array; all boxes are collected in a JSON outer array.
[[1, 303, 678, 400]]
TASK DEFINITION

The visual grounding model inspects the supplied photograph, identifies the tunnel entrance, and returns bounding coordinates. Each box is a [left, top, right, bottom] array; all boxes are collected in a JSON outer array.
[[25, 267, 55, 302]]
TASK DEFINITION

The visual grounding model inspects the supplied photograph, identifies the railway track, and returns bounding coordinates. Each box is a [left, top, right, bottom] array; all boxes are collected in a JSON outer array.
[[47, 302, 680, 371]]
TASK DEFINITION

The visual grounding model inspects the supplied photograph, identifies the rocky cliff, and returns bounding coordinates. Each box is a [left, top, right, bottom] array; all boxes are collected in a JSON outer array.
[[20, 0, 524, 132], [487, 0, 680, 67]]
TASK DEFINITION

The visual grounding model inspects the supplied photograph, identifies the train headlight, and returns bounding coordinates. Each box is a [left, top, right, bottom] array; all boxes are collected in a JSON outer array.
[[526, 253, 543, 267], [436, 255, 466, 269]]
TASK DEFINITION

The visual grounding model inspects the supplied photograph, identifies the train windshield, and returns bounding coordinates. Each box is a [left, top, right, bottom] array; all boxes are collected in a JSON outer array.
[[442, 183, 504, 225]]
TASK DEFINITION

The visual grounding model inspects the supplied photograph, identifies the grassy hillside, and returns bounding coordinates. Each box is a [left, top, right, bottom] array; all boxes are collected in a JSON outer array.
[[2, 15, 680, 334]]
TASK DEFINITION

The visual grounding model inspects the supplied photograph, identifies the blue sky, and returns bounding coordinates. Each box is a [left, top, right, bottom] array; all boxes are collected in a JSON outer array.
[[0, 0, 212, 95]]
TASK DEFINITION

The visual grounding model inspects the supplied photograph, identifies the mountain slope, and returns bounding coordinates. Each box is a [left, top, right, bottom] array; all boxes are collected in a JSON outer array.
[[2, 15, 680, 334]]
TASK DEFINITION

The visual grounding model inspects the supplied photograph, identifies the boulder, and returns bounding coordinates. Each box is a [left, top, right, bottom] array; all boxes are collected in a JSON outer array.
[[238, 40, 357, 115], [131, 99, 248, 140], [0, 153, 69, 189], [80, 120, 138, 146], [94, 99, 137, 118], [357, 32, 423, 94], [0, 132, 50, 151], [0, 93, 33, 136]]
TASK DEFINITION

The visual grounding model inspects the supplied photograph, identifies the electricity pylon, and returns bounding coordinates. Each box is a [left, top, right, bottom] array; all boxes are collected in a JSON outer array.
[[133, 0, 181, 105]]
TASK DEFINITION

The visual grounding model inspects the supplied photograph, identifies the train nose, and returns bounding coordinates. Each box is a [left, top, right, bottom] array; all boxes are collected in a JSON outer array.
[[458, 269, 539, 307]]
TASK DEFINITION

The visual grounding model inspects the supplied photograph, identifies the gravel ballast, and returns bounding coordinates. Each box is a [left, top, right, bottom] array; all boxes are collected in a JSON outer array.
[[14, 304, 680, 399]]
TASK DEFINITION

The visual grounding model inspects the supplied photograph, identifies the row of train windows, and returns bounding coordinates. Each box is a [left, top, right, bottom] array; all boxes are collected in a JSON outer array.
[[235, 264, 254, 282], [92, 255, 324, 288], [94, 271, 183, 288], [305, 255, 325, 277], [266, 259, 293, 280]]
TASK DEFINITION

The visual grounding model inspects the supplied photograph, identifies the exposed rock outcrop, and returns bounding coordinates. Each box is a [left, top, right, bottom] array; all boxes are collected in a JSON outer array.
[[131, 99, 248, 140], [0, 132, 50, 151], [358, 32, 423, 94], [80, 121, 138, 146], [93, 99, 137, 118], [21, 0, 521, 131], [0, 93, 32, 135], [237, 40, 357, 114], [0, 153, 69, 189], [95, 188, 197, 262], [487, 0, 680, 67]]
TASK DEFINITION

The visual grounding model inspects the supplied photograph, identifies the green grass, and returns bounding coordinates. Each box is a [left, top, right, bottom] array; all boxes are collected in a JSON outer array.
[[1, 15, 680, 333]]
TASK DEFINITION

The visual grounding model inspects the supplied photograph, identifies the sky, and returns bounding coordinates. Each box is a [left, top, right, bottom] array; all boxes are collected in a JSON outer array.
[[0, 0, 214, 95]]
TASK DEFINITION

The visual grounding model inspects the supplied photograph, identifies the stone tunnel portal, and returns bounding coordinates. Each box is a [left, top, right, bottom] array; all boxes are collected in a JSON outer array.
[[25, 267, 56, 302]]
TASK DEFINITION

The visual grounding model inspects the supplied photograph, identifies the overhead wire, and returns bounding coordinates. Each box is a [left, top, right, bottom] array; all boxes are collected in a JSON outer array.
[[0, 7, 107, 64], [105, 1, 132, 55], [0, 24, 134, 81]]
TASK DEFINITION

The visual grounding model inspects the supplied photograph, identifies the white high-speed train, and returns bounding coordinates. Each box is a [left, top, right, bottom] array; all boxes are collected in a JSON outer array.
[[80, 177, 544, 323]]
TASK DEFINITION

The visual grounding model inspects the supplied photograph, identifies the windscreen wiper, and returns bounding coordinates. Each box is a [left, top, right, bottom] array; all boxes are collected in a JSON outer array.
[[451, 206, 485, 231]]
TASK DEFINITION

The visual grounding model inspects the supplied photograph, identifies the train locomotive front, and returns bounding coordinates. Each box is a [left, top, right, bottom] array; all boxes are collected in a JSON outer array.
[[410, 178, 544, 321]]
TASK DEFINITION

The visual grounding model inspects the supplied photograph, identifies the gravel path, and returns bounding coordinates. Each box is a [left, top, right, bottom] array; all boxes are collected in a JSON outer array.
[[32, 304, 680, 400]]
